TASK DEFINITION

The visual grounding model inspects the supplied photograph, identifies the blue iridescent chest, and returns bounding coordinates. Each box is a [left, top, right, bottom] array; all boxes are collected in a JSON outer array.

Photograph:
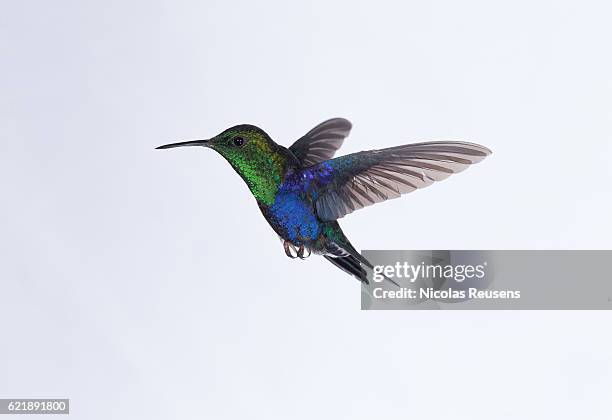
[[267, 169, 325, 243]]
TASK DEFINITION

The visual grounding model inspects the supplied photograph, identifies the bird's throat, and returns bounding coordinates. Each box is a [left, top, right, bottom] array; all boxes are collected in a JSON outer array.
[[225, 149, 289, 206]]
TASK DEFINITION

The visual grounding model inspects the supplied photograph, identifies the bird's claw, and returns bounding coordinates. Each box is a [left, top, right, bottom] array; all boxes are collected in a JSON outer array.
[[283, 241, 312, 259], [297, 245, 311, 259], [284, 241, 298, 259]]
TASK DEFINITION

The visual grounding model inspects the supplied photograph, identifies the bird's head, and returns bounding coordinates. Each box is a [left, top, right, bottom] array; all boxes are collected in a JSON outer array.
[[156, 124, 288, 204], [157, 124, 276, 159]]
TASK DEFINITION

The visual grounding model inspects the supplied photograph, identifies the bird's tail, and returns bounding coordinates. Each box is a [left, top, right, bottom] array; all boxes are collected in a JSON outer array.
[[324, 254, 369, 283], [323, 222, 399, 287]]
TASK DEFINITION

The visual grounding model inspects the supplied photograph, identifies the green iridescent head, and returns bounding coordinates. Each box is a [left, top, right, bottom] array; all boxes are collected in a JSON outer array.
[[156, 125, 288, 205]]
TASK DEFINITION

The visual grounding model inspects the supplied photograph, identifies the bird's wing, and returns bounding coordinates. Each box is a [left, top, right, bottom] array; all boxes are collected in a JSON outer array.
[[307, 141, 492, 221], [289, 118, 352, 166]]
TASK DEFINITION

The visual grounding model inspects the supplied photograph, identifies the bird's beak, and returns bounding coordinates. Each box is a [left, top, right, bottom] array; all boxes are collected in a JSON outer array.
[[155, 139, 210, 150]]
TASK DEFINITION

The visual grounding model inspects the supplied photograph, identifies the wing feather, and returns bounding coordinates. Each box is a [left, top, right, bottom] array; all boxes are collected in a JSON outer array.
[[289, 118, 352, 166], [309, 141, 491, 221]]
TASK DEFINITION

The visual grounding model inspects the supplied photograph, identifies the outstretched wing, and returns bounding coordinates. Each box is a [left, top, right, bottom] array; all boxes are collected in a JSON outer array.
[[289, 118, 352, 166], [307, 141, 492, 221]]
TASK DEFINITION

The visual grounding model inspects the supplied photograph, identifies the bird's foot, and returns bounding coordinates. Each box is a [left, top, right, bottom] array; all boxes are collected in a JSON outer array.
[[284, 241, 298, 259], [297, 245, 311, 259], [283, 241, 312, 259]]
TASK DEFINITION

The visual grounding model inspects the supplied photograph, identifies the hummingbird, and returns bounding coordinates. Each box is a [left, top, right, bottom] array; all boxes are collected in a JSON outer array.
[[156, 118, 491, 285]]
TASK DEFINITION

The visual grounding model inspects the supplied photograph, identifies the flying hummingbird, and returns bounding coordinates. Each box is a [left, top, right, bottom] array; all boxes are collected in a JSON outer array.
[[156, 118, 491, 285]]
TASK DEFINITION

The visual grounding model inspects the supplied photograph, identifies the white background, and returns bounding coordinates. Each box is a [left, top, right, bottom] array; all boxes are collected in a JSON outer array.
[[1, 1, 611, 419]]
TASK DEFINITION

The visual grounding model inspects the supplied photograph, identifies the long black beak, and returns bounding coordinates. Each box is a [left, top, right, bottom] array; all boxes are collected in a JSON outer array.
[[155, 139, 209, 150]]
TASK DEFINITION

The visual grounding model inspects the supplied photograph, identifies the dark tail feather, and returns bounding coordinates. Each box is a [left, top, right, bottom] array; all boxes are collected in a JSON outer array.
[[346, 251, 401, 288], [324, 255, 369, 284], [323, 221, 400, 288]]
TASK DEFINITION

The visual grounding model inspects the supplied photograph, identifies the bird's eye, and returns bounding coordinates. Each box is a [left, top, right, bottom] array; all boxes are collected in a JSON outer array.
[[232, 136, 245, 147]]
